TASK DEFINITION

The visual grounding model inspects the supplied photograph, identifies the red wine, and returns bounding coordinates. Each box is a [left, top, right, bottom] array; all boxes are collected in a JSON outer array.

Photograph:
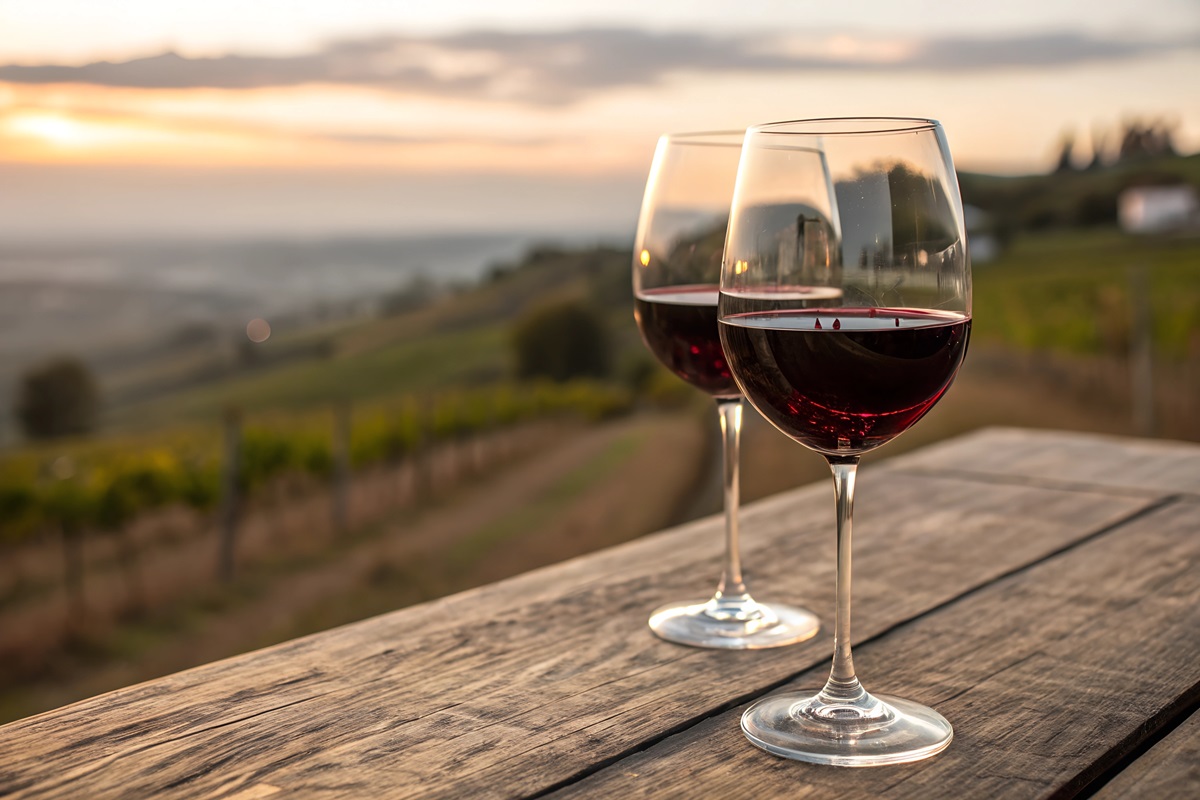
[[720, 308, 970, 455], [635, 285, 738, 398]]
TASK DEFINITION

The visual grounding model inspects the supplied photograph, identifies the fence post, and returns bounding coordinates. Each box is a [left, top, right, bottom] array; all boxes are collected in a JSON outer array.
[[332, 400, 352, 532], [217, 406, 242, 583], [1129, 265, 1155, 437], [61, 521, 86, 631], [415, 395, 434, 499]]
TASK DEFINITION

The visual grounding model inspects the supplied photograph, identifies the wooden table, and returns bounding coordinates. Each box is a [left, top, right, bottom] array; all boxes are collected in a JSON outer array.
[[2, 427, 1198, 799]]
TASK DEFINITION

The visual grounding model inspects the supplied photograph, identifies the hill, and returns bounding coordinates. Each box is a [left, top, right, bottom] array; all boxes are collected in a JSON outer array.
[[100, 244, 637, 430], [959, 153, 1200, 236]]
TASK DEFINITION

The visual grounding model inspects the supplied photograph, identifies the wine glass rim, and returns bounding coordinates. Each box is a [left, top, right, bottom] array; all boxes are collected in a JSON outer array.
[[660, 130, 745, 147], [751, 117, 940, 136]]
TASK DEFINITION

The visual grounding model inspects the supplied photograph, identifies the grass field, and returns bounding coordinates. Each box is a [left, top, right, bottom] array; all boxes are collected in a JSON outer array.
[[972, 229, 1200, 358], [92, 223, 1199, 437], [99, 245, 632, 431], [105, 322, 512, 429]]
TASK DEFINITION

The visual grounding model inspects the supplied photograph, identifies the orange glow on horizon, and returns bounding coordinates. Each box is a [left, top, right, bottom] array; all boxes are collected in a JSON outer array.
[[7, 112, 91, 146], [5, 60, 1190, 179], [0, 83, 647, 175], [0, 106, 273, 163], [3, 109, 228, 149]]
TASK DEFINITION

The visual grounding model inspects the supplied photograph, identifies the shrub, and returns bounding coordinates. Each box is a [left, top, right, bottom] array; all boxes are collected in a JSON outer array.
[[511, 300, 611, 382], [14, 357, 99, 441]]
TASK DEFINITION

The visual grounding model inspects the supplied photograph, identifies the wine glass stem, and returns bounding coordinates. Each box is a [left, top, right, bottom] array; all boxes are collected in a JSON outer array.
[[820, 456, 865, 704], [715, 398, 749, 602]]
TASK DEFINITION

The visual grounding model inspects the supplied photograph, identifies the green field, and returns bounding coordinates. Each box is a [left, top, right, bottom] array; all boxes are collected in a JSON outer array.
[[972, 229, 1200, 358], [108, 323, 511, 428], [73, 224, 1200, 443], [99, 244, 634, 432]]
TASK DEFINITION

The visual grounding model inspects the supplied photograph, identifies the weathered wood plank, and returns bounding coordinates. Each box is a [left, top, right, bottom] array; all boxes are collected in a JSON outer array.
[[549, 499, 1200, 800], [888, 427, 1200, 497], [1092, 708, 1200, 800], [0, 457, 1159, 799]]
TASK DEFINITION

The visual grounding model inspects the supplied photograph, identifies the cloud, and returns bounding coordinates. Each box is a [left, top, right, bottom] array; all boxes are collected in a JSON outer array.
[[1, 28, 1195, 105], [319, 131, 557, 147]]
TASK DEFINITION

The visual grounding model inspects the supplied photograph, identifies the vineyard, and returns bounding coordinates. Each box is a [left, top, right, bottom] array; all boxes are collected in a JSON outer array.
[[0, 380, 633, 621]]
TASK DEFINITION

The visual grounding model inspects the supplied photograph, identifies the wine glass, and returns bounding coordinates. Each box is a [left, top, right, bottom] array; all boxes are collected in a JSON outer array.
[[719, 118, 971, 764], [633, 131, 820, 649]]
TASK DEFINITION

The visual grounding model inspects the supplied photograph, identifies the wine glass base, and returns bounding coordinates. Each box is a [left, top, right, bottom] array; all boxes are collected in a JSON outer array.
[[648, 601, 820, 650], [741, 691, 953, 766]]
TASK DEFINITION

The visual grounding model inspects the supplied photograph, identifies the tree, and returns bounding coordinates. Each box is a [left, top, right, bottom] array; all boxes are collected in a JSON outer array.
[[511, 300, 611, 382], [14, 357, 99, 440], [1054, 131, 1076, 173], [1117, 118, 1178, 162]]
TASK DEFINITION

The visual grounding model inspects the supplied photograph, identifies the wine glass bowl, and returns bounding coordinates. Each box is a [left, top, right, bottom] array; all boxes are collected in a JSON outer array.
[[720, 117, 970, 764], [633, 131, 821, 650], [720, 305, 970, 456], [634, 132, 742, 400]]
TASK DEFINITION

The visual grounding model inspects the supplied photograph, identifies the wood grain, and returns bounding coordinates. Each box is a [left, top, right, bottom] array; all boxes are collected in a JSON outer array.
[[888, 426, 1200, 497], [549, 499, 1200, 799], [0, 430, 1193, 800], [1092, 708, 1200, 800]]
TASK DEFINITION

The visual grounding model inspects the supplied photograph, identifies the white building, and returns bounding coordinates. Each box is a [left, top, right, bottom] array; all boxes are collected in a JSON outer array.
[[1118, 185, 1199, 233]]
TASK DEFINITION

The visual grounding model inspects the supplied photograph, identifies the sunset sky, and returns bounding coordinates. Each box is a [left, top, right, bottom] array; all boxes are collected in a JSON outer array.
[[1, 0, 1197, 239]]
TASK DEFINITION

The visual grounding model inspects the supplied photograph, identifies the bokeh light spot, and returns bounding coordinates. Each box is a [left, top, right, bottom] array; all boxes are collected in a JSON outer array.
[[246, 318, 271, 342]]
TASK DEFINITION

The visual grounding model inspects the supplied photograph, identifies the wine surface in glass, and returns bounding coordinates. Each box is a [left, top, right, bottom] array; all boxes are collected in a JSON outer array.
[[635, 284, 738, 398], [720, 307, 970, 455]]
